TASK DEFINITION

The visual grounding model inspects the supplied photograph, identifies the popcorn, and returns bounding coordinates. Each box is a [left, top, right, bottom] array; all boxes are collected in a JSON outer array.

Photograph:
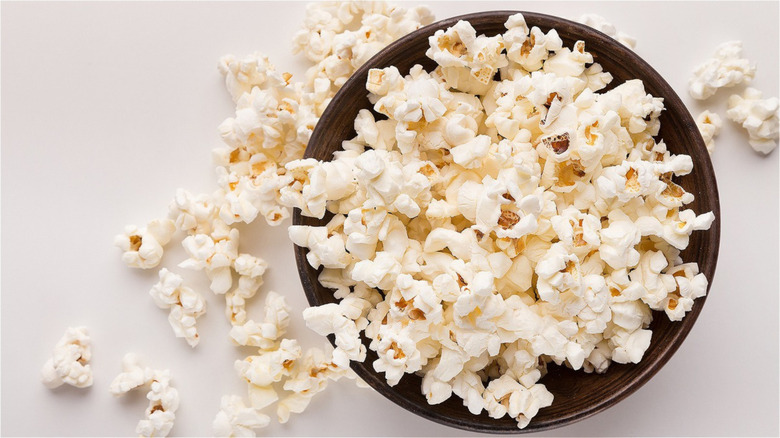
[[41, 327, 93, 389], [689, 41, 756, 100], [426, 20, 508, 86], [303, 303, 366, 367], [287, 14, 715, 429], [226, 254, 269, 325], [609, 328, 652, 364], [109, 354, 179, 437], [114, 1, 442, 433], [150, 268, 206, 347], [576, 14, 636, 49], [695, 110, 722, 154], [179, 225, 240, 294], [726, 87, 779, 154], [230, 291, 290, 348], [114, 219, 176, 269], [483, 375, 554, 429], [599, 211, 641, 270], [218, 52, 287, 103], [277, 347, 359, 423], [505, 20, 563, 72], [212, 395, 270, 437], [169, 189, 219, 235], [110, 8, 716, 431], [235, 338, 302, 413]]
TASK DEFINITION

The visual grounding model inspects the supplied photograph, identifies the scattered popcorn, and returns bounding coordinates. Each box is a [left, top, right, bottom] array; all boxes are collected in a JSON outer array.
[[150, 268, 207, 347], [114, 219, 176, 269], [289, 14, 715, 429], [689, 41, 756, 100], [696, 110, 722, 154], [212, 395, 270, 437], [577, 14, 636, 49], [726, 87, 779, 154], [110, 354, 179, 437], [116, 1, 436, 434], [41, 327, 93, 389]]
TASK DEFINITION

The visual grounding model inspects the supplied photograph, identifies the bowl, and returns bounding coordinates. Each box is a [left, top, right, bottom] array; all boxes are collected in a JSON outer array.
[[293, 10, 721, 433]]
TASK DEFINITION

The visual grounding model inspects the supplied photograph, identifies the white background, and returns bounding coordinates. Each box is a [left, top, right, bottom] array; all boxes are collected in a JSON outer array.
[[2, 1, 778, 436]]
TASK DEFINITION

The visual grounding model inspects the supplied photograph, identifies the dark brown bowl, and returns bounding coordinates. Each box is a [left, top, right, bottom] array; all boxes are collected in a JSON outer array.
[[293, 10, 721, 434]]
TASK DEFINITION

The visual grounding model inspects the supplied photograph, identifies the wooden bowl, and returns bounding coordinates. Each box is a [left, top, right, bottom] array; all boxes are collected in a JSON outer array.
[[293, 11, 721, 433]]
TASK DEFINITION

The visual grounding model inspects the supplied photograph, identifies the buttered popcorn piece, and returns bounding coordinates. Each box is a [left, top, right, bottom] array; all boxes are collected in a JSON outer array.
[[114, 219, 176, 269], [150, 268, 206, 347], [689, 41, 756, 100], [726, 87, 779, 154], [109, 354, 179, 438], [696, 110, 722, 154], [287, 12, 716, 429], [41, 327, 93, 389], [577, 14, 636, 49]]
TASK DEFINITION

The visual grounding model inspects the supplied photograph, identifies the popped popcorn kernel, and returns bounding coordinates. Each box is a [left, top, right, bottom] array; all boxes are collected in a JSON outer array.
[[689, 41, 756, 100], [114, 219, 176, 269], [41, 327, 93, 389], [109, 354, 179, 437], [726, 87, 779, 154]]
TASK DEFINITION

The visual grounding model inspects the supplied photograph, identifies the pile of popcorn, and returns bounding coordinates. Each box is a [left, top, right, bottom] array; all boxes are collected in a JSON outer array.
[[287, 15, 715, 428]]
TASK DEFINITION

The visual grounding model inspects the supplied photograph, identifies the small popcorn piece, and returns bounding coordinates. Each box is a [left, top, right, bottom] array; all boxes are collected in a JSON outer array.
[[114, 219, 176, 269], [577, 14, 636, 49], [218, 52, 286, 103], [689, 41, 756, 100], [179, 225, 240, 294], [726, 87, 779, 154], [109, 354, 179, 438], [277, 347, 359, 424], [482, 374, 554, 429], [212, 395, 270, 438], [168, 189, 219, 235], [303, 303, 366, 367], [230, 291, 290, 348], [41, 326, 93, 389], [150, 268, 207, 347], [235, 339, 302, 412], [695, 110, 722, 154], [226, 254, 269, 325], [109, 353, 152, 395]]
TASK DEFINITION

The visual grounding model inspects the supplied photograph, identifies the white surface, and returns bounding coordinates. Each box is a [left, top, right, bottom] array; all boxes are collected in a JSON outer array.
[[2, 1, 778, 436]]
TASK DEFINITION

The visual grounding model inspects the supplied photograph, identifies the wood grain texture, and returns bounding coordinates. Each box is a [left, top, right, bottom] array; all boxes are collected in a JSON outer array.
[[293, 11, 721, 434]]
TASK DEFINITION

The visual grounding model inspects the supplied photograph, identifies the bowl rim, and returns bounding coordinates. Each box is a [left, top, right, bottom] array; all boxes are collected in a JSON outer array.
[[293, 10, 721, 434]]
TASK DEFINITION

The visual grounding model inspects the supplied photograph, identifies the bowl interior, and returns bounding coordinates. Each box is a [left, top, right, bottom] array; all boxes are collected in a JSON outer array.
[[293, 11, 721, 433]]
